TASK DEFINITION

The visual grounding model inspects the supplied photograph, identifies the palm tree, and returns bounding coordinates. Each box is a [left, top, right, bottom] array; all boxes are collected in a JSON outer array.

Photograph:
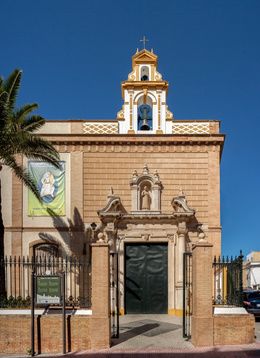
[[0, 69, 60, 296]]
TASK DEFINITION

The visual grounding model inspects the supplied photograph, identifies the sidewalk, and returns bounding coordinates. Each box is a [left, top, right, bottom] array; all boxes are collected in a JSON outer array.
[[1, 315, 259, 357]]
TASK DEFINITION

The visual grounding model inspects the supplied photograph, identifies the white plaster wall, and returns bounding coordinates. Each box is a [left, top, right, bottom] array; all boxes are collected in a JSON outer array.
[[1, 165, 12, 227], [22, 153, 71, 228], [249, 265, 260, 288], [3, 232, 12, 257], [37, 121, 71, 135], [119, 91, 130, 134]]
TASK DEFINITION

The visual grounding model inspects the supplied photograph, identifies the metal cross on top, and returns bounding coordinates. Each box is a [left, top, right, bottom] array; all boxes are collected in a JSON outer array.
[[140, 35, 149, 49]]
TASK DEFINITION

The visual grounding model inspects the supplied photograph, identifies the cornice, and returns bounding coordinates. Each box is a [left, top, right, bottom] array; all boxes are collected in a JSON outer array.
[[5, 227, 71, 232], [40, 133, 225, 143], [45, 135, 224, 152], [121, 81, 169, 98]]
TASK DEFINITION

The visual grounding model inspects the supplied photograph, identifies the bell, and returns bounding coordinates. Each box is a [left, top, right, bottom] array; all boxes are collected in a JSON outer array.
[[140, 118, 150, 130], [140, 105, 151, 130]]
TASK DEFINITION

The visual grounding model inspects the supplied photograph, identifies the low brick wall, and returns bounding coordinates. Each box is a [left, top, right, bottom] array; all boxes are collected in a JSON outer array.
[[213, 314, 255, 345], [0, 314, 110, 354]]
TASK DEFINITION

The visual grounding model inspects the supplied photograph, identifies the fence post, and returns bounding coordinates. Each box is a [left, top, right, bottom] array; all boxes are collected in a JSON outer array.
[[191, 237, 213, 347], [90, 241, 111, 348]]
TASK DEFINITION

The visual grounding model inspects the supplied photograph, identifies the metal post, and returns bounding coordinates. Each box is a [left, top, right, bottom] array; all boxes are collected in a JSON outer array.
[[239, 250, 243, 306], [116, 252, 119, 339], [182, 252, 186, 338], [62, 272, 66, 354], [31, 272, 35, 357]]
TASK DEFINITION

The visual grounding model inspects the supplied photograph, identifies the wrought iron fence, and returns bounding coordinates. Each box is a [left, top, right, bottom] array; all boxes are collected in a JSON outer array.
[[0, 255, 91, 308], [183, 252, 192, 338], [110, 252, 119, 338], [213, 251, 243, 306]]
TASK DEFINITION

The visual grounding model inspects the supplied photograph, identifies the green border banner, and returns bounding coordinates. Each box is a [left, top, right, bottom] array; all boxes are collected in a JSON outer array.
[[28, 161, 65, 216]]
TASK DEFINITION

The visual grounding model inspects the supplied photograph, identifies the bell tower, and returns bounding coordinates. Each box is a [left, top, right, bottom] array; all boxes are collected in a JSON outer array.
[[117, 48, 174, 134]]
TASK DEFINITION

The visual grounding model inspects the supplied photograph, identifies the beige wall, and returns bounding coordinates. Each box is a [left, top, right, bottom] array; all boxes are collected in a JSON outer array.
[[2, 133, 223, 256], [83, 149, 209, 222], [82, 142, 221, 254]]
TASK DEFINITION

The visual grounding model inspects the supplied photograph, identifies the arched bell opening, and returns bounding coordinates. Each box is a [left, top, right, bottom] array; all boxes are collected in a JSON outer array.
[[140, 66, 149, 81], [137, 96, 153, 131]]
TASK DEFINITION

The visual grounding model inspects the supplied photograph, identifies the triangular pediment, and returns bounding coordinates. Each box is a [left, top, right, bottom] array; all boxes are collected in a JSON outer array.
[[132, 49, 157, 65]]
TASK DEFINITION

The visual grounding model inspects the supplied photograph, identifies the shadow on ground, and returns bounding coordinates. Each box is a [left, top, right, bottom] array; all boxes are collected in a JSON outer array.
[[111, 319, 181, 345]]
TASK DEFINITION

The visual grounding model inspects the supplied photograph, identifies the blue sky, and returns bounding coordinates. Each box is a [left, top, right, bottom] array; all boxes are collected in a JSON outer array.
[[1, 0, 260, 257]]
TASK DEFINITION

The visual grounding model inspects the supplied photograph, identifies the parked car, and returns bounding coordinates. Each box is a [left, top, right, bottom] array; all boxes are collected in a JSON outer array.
[[243, 290, 260, 316]]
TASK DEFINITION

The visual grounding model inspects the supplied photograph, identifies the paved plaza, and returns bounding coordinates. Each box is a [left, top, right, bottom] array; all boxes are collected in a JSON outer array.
[[111, 315, 192, 350]]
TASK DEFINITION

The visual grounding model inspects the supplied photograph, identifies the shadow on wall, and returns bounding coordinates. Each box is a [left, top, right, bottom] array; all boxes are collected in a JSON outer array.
[[38, 207, 95, 258]]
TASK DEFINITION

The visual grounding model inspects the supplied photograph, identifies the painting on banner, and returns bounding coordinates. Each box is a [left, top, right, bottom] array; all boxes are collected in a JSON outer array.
[[28, 161, 65, 216]]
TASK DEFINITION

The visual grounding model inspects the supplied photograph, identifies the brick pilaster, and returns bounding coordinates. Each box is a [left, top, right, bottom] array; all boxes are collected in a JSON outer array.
[[191, 240, 213, 346], [90, 242, 110, 348]]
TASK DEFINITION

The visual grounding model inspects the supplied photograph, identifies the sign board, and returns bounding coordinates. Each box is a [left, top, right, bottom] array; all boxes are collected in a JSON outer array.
[[36, 276, 61, 305]]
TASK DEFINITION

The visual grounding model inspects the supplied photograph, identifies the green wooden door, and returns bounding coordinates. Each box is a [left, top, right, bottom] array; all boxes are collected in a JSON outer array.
[[125, 243, 168, 314]]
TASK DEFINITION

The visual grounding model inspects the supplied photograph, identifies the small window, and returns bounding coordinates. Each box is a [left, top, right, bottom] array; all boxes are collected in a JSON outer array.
[[33, 243, 59, 258], [141, 66, 149, 81]]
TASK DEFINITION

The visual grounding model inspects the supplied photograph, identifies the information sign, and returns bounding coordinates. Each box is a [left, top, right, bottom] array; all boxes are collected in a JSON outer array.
[[36, 275, 61, 305]]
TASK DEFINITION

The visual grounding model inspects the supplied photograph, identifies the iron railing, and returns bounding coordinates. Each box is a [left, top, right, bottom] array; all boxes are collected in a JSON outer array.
[[183, 252, 192, 338], [110, 252, 119, 338], [213, 251, 243, 306], [0, 255, 91, 308]]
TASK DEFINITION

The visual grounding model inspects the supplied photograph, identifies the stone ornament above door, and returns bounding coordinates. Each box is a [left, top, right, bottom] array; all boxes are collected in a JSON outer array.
[[130, 164, 162, 214], [171, 190, 195, 217]]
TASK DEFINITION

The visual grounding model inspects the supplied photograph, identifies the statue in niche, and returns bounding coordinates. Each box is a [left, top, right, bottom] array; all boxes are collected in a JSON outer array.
[[141, 186, 151, 210]]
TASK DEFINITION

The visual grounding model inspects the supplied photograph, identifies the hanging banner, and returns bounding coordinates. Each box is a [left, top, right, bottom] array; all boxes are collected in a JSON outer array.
[[28, 161, 65, 216]]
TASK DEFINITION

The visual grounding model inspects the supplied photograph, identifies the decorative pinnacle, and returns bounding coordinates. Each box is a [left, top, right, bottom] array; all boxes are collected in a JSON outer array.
[[179, 188, 185, 196], [107, 187, 114, 199], [142, 164, 149, 174]]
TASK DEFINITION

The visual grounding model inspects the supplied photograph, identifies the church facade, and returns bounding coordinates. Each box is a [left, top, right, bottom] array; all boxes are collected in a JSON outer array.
[[2, 49, 225, 316]]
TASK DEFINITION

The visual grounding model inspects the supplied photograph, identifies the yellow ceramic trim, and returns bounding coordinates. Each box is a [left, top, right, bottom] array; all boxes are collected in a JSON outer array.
[[168, 308, 183, 317], [129, 93, 133, 130], [158, 93, 161, 130]]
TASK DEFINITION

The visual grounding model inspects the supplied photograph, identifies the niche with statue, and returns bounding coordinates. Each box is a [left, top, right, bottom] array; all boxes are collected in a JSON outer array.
[[130, 164, 162, 214]]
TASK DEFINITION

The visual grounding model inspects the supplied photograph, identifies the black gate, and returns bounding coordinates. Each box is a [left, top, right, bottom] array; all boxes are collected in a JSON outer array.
[[183, 252, 192, 339], [125, 243, 168, 314], [213, 251, 243, 306], [110, 252, 119, 338]]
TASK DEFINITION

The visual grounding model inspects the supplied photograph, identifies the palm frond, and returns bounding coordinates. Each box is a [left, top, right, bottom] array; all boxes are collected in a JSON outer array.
[[14, 103, 39, 124], [4, 69, 22, 112], [2, 128, 61, 169], [0, 91, 8, 126], [19, 115, 45, 132], [2, 155, 42, 201], [0, 68, 61, 201]]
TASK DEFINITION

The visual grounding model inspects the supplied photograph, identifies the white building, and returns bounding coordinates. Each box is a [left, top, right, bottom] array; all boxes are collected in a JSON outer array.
[[244, 251, 260, 290]]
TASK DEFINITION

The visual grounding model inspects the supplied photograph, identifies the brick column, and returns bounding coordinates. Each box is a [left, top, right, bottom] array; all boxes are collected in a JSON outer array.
[[191, 238, 213, 347], [90, 242, 111, 348]]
